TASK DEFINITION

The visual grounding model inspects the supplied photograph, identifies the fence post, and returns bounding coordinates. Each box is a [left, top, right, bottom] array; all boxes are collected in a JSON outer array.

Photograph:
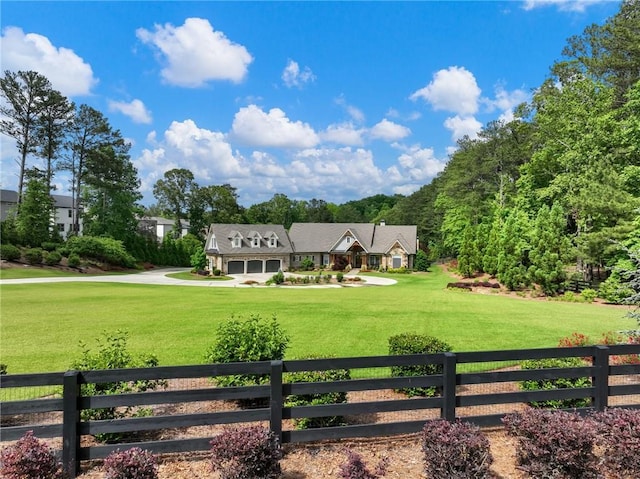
[[442, 352, 457, 422], [62, 370, 81, 478], [270, 360, 283, 444], [592, 345, 609, 412]]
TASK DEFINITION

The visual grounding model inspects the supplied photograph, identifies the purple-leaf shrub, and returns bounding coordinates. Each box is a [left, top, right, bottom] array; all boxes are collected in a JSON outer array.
[[103, 447, 158, 479], [592, 408, 640, 477], [421, 419, 493, 478], [0, 431, 63, 479], [338, 449, 388, 479], [503, 408, 600, 478], [210, 426, 282, 479]]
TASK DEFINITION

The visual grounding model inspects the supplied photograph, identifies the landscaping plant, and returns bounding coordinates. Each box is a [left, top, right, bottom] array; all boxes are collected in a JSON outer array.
[[210, 426, 282, 479], [388, 333, 452, 397], [338, 450, 388, 479], [519, 357, 591, 409], [591, 408, 640, 478], [71, 330, 163, 443], [205, 314, 288, 389], [0, 431, 63, 479], [503, 408, 600, 478], [103, 447, 158, 479], [285, 362, 351, 429], [421, 419, 493, 479]]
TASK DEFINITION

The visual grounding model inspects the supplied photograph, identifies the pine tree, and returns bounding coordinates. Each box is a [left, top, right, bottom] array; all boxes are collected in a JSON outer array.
[[497, 209, 531, 290]]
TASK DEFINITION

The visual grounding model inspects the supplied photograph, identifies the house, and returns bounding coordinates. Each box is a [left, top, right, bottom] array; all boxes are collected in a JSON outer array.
[[0, 189, 82, 238], [288, 222, 417, 270], [138, 216, 190, 243], [205, 224, 294, 274], [204, 221, 418, 275]]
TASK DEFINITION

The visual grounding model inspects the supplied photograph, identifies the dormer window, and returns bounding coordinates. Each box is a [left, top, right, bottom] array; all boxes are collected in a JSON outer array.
[[346, 236, 352, 244], [269, 236, 277, 248], [232, 236, 241, 248], [252, 237, 260, 247]]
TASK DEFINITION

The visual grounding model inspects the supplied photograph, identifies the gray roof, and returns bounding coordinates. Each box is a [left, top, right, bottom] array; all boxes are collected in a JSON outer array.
[[1, 189, 76, 208], [207, 224, 293, 255], [288, 223, 417, 255]]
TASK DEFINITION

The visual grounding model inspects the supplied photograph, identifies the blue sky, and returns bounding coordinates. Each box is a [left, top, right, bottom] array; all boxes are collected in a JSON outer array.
[[0, 0, 622, 207]]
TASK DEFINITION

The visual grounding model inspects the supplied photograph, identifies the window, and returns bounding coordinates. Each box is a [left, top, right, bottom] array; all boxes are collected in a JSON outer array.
[[232, 236, 242, 248], [68, 209, 72, 218], [252, 237, 260, 247], [57, 223, 65, 232], [346, 236, 352, 244], [269, 236, 277, 248], [209, 235, 217, 250]]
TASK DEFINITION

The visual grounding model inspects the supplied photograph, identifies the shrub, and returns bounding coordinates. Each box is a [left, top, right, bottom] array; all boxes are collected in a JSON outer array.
[[519, 357, 591, 409], [24, 247, 43, 265], [337, 272, 344, 282], [43, 250, 62, 266], [190, 248, 206, 271], [67, 252, 81, 268], [210, 426, 282, 479], [270, 270, 285, 285], [0, 364, 6, 374], [0, 431, 63, 479], [66, 235, 136, 268], [557, 332, 591, 348], [592, 408, 640, 477], [503, 409, 600, 478], [204, 314, 288, 389], [103, 447, 158, 479], [333, 255, 349, 271], [40, 241, 58, 252], [421, 419, 492, 478], [71, 330, 163, 443], [301, 257, 314, 271], [414, 249, 430, 272], [338, 450, 388, 479], [388, 333, 452, 397], [285, 363, 351, 429], [212, 268, 222, 276], [580, 288, 597, 302], [0, 244, 21, 261]]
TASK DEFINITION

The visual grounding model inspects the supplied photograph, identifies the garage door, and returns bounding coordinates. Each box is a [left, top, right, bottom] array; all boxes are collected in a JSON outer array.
[[247, 260, 263, 273], [265, 259, 281, 273], [228, 261, 244, 274]]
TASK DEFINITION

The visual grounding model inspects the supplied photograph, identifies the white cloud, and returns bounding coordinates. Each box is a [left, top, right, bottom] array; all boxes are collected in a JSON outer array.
[[0, 26, 96, 96], [370, 119, 411, 142], [395, 145, 447, 181], [444, 115, 483, 141], [320, 122, 365, 146], [335, 95, 365, 123], [231, 104, 320, 148], [251, 151, 288, 177], [136, 17, 253, 87], [134, 119, 248, 194], [522, 0, 607, 12], [108, 99, 152, 124], [410, 66, 481, 115], [281, 59, 316, 88]]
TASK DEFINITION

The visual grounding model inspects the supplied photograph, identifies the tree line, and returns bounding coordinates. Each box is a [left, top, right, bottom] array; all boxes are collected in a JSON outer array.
[[1, 1, 638, 298]]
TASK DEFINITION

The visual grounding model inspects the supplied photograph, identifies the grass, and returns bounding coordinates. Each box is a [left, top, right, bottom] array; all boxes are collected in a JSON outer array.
[[0, 266, 635, 374], [165, 271, 232, 281]]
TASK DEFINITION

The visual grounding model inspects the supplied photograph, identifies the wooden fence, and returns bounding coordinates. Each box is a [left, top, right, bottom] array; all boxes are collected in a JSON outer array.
[[1, 344, 639, 478]]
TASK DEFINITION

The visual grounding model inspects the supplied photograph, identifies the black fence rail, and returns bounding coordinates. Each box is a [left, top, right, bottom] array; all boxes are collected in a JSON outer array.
[[1, 345, 639, 478]]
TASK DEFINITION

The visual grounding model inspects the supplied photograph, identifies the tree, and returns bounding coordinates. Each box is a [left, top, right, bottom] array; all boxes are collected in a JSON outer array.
[[457, 225, 479, 278], [528, 204, 572, 295], [152, 168, 197, 237], [193, 183, 244, 230], [35, 89, 74, 194], [82, 138, 142, 244], [497, 208, 531, 290], [64, 105, 113, 234], [0, 70, 51, 206], [15, 168, 55, 247]]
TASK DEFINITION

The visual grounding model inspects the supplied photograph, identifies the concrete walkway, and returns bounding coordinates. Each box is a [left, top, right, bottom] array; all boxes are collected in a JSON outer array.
[[0, 268, 397, 288]]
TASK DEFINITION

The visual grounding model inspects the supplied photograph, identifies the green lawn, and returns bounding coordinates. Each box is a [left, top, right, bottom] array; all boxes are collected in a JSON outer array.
[[0, 266, 634, 374]]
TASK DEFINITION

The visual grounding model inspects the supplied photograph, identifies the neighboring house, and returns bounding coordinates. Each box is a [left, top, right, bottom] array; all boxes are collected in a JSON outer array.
[[0, 189, 82, 239], [138, 216, 190, 242], [204, 221, 418, 274], [205, 224, 294, 274]]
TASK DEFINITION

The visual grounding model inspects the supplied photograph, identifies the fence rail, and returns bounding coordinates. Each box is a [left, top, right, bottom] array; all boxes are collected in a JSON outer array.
[[1, 345, 639, 478]]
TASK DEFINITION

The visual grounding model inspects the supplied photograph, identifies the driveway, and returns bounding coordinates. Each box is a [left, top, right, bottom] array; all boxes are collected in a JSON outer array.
[[0, 268, 397, 287]]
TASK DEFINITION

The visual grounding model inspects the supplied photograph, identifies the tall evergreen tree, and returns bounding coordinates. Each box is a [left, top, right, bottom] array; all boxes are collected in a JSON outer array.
[[16, 168, 55, 247], [497, 209, 531, 290]]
